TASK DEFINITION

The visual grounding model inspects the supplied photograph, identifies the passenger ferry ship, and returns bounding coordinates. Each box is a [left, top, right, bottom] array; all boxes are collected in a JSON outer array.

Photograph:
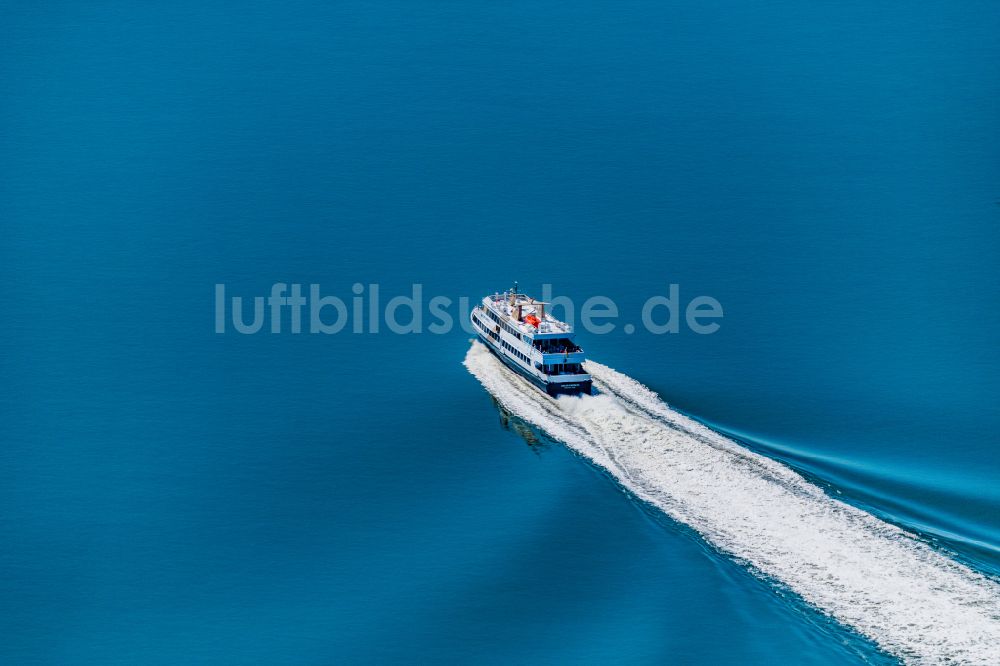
[[470, 283, 592, 396]]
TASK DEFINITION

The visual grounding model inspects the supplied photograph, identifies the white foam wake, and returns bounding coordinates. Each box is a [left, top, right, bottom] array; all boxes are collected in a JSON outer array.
[[464, 341, 1000, 664]]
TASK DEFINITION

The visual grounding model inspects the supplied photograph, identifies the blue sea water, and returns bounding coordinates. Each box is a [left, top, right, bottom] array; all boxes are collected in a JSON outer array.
[[3, 1, 1000, 663]]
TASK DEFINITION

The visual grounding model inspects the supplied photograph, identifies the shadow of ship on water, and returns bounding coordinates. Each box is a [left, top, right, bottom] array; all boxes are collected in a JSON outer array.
[[489, 396, 552, 454]]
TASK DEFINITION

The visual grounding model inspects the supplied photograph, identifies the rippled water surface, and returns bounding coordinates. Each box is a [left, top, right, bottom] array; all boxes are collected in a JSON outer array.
[[3, 0, 999, 663]]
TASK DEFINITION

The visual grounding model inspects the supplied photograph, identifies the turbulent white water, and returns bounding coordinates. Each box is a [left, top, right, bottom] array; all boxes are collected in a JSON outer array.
[[464, 341, 1000, 664]]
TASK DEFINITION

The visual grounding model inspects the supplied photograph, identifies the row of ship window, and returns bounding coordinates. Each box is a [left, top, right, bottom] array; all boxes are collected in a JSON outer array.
[[475, 313, 501, 341], [482, 306, 524, 341], [478, 309, 531, 365], [501, 339, 531, 365]]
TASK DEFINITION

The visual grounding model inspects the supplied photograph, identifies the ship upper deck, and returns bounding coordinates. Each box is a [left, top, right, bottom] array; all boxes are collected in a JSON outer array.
[[482, 292, 576, 340]]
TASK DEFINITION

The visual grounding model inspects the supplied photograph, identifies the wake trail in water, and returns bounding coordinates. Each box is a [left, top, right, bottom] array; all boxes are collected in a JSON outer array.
[[464, 341, 1000, 664]]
